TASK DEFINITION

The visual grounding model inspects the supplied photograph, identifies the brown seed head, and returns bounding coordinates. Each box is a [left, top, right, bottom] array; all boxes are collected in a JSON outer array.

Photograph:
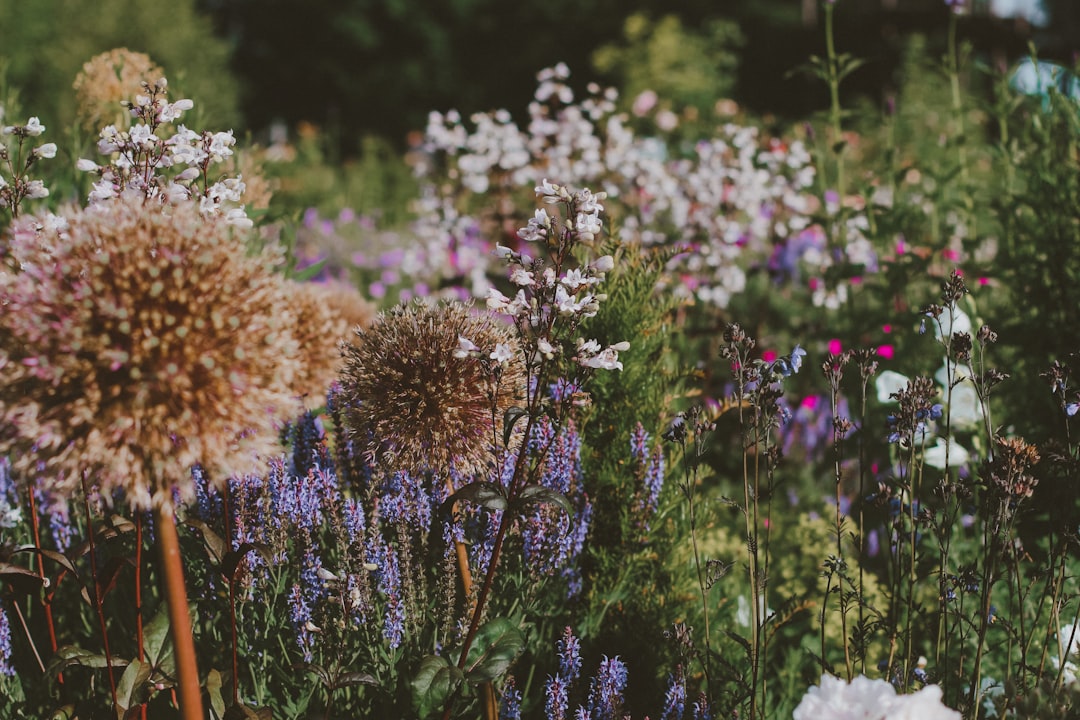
[[0, 197, 300, 508], [73, 49, 165, 131], [289, 280, 376, 406], [337, 301, 524, 476]]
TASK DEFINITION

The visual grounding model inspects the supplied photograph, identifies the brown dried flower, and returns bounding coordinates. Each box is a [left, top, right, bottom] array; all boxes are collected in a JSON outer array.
[[289, 280, 376, 406], [73, 49, 165, 131], [337, 301, 525, 476], [0, 197, 300, 508]]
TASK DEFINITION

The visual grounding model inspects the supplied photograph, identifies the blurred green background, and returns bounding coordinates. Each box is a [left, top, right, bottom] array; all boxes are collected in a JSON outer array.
[[2, 0, 1075, 155]]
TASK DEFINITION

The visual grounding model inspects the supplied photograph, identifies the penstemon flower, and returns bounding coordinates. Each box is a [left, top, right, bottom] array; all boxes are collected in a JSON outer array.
[[77, 76, 253, 227]]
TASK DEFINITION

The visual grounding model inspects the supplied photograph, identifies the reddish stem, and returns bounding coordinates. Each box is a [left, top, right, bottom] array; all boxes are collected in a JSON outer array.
[[154, 500, 205, 720], [25, 480, 61, 683], [81, 476, 120, 712]]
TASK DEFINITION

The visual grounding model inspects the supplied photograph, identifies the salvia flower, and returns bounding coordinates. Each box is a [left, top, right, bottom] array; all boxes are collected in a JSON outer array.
[[0, 605, 13, 676], [557, 626, 583, 684], [585, 656, 629, 720], [500, 677, 523, 720], [0, 197, 299, 509]]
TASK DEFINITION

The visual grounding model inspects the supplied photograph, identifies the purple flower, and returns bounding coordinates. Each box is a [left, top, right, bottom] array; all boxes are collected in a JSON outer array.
[[660, 667, 686, 720], [557, 627, 582, 684], [500, 677, 523, 720], [370, 540, 406, 648], [586, 656, 629, 720], [288, 584, 316, 663], [692, 693, 713, 720], [0, 606, 13, 676], [545, 673, 570, 720]]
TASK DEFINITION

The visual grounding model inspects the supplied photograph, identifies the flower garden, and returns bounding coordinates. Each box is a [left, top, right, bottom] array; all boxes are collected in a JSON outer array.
[[2, 2, 1080, 718]]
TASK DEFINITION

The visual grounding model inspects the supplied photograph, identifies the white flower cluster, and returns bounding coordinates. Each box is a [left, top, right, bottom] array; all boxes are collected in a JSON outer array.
[[76, 77, 252, 227], [418, 65, 830, 308], [486, 180, 627, 374], [793, 674, 960, 720], [0, 116, 56, 216]]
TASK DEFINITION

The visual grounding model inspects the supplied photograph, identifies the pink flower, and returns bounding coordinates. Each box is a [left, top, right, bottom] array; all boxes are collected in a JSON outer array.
[[828, 339, 843, 356], [876, 344, 895, 360], [882, 324, 892, 334], [762, 350, 778, 362]]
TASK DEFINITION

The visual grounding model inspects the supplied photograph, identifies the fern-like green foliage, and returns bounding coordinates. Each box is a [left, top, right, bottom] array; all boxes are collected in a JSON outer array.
[[572, 240, 680, 709]]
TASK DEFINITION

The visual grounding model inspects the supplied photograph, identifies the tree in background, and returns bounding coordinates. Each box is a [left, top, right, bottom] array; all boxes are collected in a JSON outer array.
[[0, 0, 238, 131]]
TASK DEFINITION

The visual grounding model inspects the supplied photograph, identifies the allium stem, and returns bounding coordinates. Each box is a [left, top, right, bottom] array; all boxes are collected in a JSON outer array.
[[155, 498, 205, 720]]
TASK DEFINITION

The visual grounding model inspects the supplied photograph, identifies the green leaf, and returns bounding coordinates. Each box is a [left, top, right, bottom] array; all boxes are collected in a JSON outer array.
[[221, 542, 272, 582], [464, 618, 524, 684], [332, 670, 379, 690], [115, 659, 152, 713], [450, 481, 508, 512], [185, 518, 227, 566], [142, 606, 173, 670], [206, 669, 226, 720], [411, 655, 464, 719], [292, 257, 328, 282], [514, 485, 573, 521], [502, 406, 528, 446], [46, 645, 125, 675]]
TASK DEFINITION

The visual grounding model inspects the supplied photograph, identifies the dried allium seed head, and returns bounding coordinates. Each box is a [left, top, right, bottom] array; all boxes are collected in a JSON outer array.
[[289, 280, 376, 406], [73, 49, 165, 131], [338, 301, 525, 476], [0, 197, 300, 509]]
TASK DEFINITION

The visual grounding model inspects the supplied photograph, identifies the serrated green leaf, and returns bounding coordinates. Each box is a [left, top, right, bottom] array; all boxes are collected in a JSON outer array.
[[464, 618, 524, 684], [411, 655, 464, 719]]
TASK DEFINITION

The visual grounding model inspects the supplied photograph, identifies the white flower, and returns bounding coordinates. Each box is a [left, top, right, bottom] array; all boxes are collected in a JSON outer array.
[[534, 178, 560, 199], [158, 98, 194, 123], [490, 343, 514, 364], [76, 158, 99, 172], [34, 143, 57, 159], [24, 180, 49, 199], [876, 370, 910, 404], [224, 207, 253, 229], [454, 336, 479, 359], [794, 674, 959, 720], [561, 268, 592, 289], [591, 255, 615, 273], [575, 211, 602, 241], [933, 307, 972, 342], [485, 288, 511, 312], [24, 117, 45, 136], [948, 383, 982, 429], [509, 268, 535, 286], [209, 130, 236, 161], [923, 436, 970, 470], [536, 337, 556, 358]]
